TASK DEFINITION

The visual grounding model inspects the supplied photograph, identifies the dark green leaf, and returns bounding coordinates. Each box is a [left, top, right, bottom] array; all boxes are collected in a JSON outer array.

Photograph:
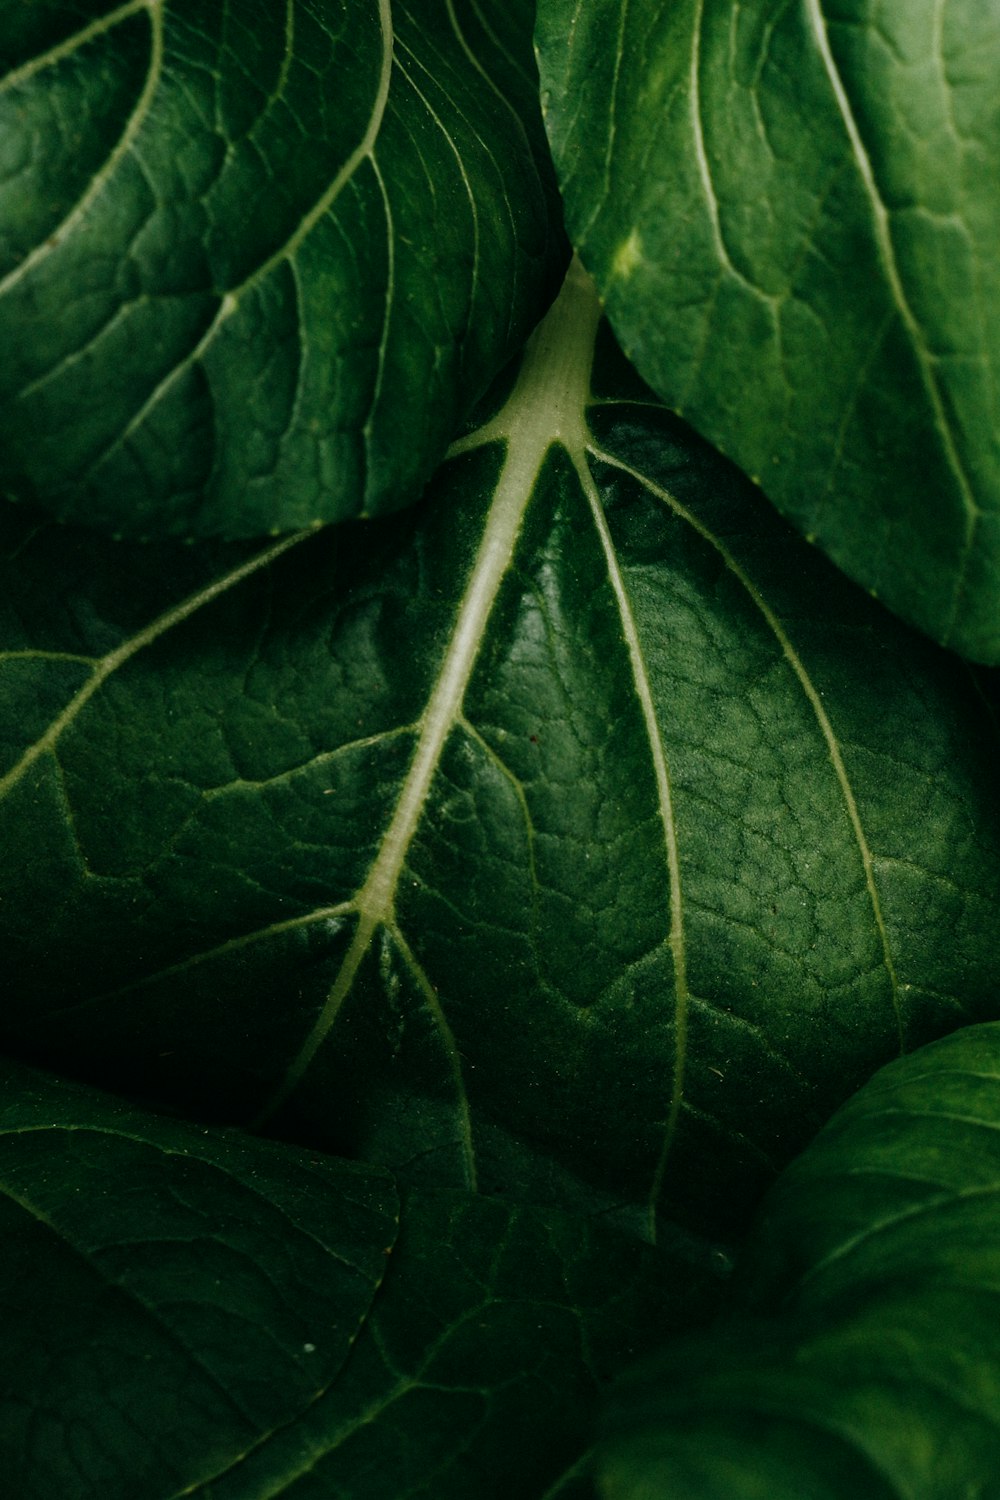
[[0, 0, 564, 538], [599, 1021, 1000, 1498], [0, 1058, 703, 1499], [1, 262, 998, 1242], [0, 1056, 397, 1498], [535, 0, 1000, 662], [194, 1187, 710, 1500]]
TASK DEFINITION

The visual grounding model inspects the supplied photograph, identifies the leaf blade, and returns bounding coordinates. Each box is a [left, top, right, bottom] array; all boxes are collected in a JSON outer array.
[[0, 0, 565, 537], [599, 1023, 1000, 1497], [1, 266, 998, 1241], [536, 0, 1000, 660], [0, 1060, 708, 1499]]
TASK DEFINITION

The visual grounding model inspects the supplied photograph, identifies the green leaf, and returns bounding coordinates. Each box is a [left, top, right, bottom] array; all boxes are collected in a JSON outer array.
[[0, 1055, 397, 1498], [0, 0, 564, 538], [0, 1057, 705, 1499], [535, 0, 1000, 663], [198, 1187, 711, 1500], [1, 262, 998, 1242], [598, 1021, 1000, 1498]]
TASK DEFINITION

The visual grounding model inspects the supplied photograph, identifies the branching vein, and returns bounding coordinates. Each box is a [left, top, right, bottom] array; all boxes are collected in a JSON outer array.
[[591, 444, 904, 1050]]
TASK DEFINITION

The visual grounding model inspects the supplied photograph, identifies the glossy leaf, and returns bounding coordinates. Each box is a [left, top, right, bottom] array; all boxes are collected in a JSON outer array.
[[535, 0, 1000, 662], [0, 1057, 703, 1499], [0, 0, 564, 538], [1, 263, 998, 1242], [599, 1021, 1000, 1498]]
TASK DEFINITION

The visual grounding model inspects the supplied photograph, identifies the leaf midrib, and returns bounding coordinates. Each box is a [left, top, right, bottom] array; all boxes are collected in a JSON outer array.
[[257, 261, 604, 1131]]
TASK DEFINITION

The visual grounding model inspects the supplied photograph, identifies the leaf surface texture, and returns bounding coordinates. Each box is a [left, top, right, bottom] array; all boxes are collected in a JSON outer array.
[[535, 0, 1000, 661], [0, 1059, 693, 1499], [600, 1022, 1000, 1497], [1, 263, 998, 1240], [0, 0, 564, 536]]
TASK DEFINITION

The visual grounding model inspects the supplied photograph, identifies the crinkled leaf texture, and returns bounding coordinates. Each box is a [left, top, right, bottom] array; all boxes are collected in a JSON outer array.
[[0, 1057, 694, 1500], [535, 0, 1000, 663], [599, 1021, 1000, 1499], [0, 0, 564, 538], [1, 263, 998, 1243]]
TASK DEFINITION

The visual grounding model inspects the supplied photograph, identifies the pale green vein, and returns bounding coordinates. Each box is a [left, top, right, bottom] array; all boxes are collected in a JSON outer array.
[[257, 257, 603, 1121], [446, 0, 528, 122], [0, 0, 164, 298], [41, 905, 356, 1027], [185, 1376, 411, 1499], [202, 725, 415, 800], [255, 443, 535, 1115], [390, 924, 477, 1188], [458, 714, 540, 899], [805, 0, 979, 642], [0, 0, 147, 96], [572, 448, 687, 1244], [465, 0, 534, 91], [360, 152, 395, 494], [215, 0, 397, 288], [582, 0, 628, 242], [539, 1452, 595, 1500], [0, 530, 310, 804], [0, 1175, 259, 1426], [458, 714, 551, 999], [207, 1300, 514, 1499], [269, 0, 295, 112], [392, 44, 480, 359], [690, 0, 733, 279], [691, 0, 774, 305], [18, 294, 140, 403], [792, 1185, 978, 1299], [590, 444, 905, 1051], [0, 650, 95, 666], [88, 0, 395, 475]]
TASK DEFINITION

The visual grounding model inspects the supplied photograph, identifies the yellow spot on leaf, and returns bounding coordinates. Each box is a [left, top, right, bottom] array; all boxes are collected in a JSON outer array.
[[612, 229, 643, 280]]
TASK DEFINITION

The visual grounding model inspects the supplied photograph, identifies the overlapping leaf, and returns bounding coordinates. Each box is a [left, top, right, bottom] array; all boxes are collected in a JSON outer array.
[[1, 263, 998, 1242], [0, 1058, 699, 1499], [0, 0, 564, 537], [0, 1057, 396, 1498], [536, 0, 1000, 662], [599, 1022, 1000, 1498]]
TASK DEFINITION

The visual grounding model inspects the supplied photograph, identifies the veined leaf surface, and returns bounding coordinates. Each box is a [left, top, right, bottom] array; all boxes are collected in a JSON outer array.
[[1, 263, 998, 1239], [599, 1022, 1000, 1498], [0, 1058, 695, 1499], [0, 1057, 397, 1498], [0, 0, 563, 538], [535, 0, 1000, 662]]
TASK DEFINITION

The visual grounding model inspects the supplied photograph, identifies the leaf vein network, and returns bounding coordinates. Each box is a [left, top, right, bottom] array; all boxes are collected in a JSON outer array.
[[575, 443, 688, 1238], [0, 0, 165, 300], [70, 0, 395, 486], [690, 0, 777, 306], [390, 923, 478, 1187], [0, 1170, 262, 1427], [804, 0, 980, 645], [589, 442, 904, 1052], [0, 531, 310, 804]]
